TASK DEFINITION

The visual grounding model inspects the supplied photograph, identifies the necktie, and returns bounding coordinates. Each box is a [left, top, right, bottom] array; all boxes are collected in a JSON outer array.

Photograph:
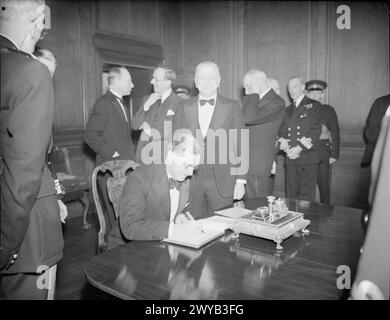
[[115, 97, 128, 122], [199, 99, 215, 106], [168, 178, 181, 190]]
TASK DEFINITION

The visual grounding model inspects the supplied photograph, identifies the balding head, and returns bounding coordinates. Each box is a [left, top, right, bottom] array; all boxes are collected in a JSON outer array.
[[194, 61, 221, 98], [108, 66, 134, 97], [0, 0, 46, 49], [243, 69, 269, 96]]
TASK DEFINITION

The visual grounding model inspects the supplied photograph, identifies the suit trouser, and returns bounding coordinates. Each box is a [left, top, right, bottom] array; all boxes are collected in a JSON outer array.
[[246, 174, 272, 198], [317, 140, 331, 204], [0, 264, 56, 300], [97, 172, 116, 241], [191, 166, 233, 216], [286, 163, 319, 202]]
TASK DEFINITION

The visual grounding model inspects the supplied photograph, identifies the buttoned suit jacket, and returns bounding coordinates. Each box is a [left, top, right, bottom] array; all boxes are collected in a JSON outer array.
[[173, 94, 247, 198], [319, 104, 340, 159], [242, 90, 285, 177], [279, 96, 322, 165], [84, 90, 135, 166], [0, 36, 63, 272], [361, 94, 390, 166], [108, 164, 194, 246], [132, 91, 183, 164]]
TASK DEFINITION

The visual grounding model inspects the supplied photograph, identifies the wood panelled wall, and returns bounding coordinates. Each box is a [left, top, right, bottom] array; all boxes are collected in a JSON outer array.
[[38, 0, 388, 210]]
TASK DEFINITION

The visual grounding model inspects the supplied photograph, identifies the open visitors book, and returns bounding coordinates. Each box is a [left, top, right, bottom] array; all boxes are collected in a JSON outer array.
[[164, 215, 237, 249]]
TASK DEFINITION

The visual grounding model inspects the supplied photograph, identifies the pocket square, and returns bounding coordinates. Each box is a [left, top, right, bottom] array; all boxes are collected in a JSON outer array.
[[166, 109, 175, 116]]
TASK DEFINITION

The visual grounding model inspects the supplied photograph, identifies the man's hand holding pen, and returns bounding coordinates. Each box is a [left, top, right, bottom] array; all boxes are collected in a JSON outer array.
[[171, 212, 205, 237], [184, 212, 205, 234]]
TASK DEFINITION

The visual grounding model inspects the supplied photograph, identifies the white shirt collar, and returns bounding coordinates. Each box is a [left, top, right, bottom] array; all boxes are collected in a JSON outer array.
[[109, 88, 123, 100], [259, 87, 272, 100], [161, 88, 172, 103], [0, 33, 20, 50], [294, 94, 305, 107]]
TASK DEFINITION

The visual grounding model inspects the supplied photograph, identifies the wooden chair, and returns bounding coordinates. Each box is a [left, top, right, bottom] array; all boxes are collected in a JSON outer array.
[[91, 160, 139, 253], [49, 146, 91, 230]]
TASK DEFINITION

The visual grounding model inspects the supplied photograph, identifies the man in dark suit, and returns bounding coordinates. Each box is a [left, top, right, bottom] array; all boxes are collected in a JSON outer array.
[[278, 77, 322, 202], [361, 94, 390, 167], [306, 80, 340, 204], [242, 70, 285, 198], [132, 67, 183, 165], [84, 66, 136, 238], [173, 61, 248, 215], [351, 107, 390, 300], [0, 0, 64, 299], [108, 129, 203, 247]]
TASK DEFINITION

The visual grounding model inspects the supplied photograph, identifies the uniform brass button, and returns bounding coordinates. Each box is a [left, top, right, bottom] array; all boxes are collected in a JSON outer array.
[[297, 132, 300, 135], [13, 254, 17, 259], [297, 126, 300, 129], [287, 133, 291, 136], [288, 128, 291, 131]]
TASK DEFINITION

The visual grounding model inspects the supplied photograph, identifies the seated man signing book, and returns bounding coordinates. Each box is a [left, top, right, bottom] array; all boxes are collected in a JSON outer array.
[[108, 129, 203, 248]]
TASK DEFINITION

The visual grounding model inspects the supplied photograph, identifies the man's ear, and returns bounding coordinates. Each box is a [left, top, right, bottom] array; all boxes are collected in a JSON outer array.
[[194, 77, 199, 90], [216, 76, 221, 88]]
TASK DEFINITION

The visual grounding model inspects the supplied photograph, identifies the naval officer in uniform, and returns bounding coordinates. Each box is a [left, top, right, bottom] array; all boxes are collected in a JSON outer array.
[[305, 80, 340, 204], [278, 77, 322, 202]]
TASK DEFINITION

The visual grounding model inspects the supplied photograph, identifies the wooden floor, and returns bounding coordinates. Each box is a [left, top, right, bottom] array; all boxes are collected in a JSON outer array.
[[55, 212, 118, 300]]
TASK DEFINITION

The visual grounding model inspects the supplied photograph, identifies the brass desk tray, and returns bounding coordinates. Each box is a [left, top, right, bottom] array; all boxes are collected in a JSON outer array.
[[231, 210, 310, 250]]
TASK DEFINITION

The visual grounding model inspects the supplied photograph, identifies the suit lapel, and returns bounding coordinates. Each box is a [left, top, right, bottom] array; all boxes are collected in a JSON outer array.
[[151, 164, 171, 220], [185, 97, 200, 132], [175, 178, 190, 216], [210, 94, 229, 131], [107, 91, 129, 128], [157, 92, 175, 129], [161, 91, 175, 113]]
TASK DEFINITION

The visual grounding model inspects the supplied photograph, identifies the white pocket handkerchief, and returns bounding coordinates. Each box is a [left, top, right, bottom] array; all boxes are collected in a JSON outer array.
[[166, 109, 175, 116]]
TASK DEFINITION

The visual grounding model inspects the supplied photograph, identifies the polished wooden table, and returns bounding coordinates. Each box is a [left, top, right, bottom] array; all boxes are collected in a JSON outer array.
[[84, 198, 365, 299]]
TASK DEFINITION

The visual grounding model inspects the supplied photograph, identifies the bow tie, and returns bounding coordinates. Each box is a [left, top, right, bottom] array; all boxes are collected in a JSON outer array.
[[168, 178, 182, 190], [199, 99, 215, 106]]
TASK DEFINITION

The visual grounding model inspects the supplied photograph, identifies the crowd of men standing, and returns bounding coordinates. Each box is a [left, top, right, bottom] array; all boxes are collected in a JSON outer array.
[[3, 0, 389, 301], [82, 60, 343, 251]]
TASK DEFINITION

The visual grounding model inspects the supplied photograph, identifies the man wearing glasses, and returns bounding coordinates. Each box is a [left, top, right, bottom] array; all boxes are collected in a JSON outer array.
[[132, 67, 183, 164], [108, 129, 204, 246], [0, 0, 64, 299]]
